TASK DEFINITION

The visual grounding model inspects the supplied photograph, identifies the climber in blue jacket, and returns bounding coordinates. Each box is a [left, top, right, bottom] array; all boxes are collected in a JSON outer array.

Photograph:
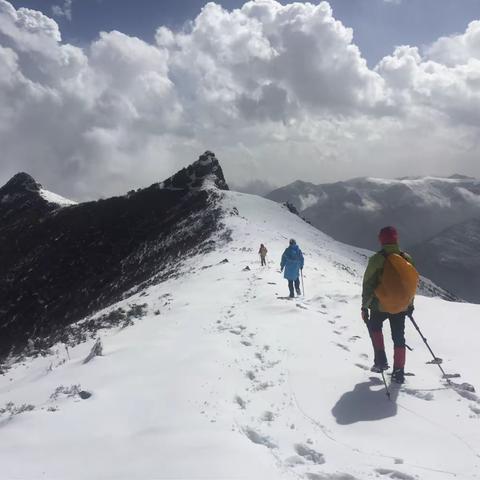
[[280, 239, 304, 298]]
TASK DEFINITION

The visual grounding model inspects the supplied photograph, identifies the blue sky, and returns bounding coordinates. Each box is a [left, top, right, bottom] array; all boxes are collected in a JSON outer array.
[[10, 0, 480, 65]]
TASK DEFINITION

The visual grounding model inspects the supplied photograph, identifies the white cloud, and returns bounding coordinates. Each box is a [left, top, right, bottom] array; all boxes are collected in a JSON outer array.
[[52, 0, 73, 22], [427, 20, 480, 66], [0, 0, 479, 200]]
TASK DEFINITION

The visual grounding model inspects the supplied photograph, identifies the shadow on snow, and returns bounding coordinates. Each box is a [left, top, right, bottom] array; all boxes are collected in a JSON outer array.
[[332, 376, 400, 425]]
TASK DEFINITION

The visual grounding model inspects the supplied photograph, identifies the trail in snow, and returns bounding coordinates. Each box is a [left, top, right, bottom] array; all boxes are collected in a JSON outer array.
[[216, 259, 479, 480]]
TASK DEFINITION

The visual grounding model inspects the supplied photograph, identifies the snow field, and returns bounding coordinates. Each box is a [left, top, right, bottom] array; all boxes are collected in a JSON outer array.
[[0, 190, 479, 479]]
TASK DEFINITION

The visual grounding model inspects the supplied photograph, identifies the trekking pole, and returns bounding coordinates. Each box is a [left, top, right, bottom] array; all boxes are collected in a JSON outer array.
[[381, 370, 391, 400], [408, 314, 456, 382], [301, 269, 305, 296]]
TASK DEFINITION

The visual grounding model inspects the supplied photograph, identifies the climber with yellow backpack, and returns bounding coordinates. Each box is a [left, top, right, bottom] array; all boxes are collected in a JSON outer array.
[[361, 226, 419, 384]]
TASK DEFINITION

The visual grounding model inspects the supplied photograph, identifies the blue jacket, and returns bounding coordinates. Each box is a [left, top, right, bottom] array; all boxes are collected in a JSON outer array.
[[281, 245, 304, 280]]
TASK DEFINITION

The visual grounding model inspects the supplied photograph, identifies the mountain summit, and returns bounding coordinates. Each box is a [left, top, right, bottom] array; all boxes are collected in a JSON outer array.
[[2, 172, 42, 193], [162, 151, 229, 190]]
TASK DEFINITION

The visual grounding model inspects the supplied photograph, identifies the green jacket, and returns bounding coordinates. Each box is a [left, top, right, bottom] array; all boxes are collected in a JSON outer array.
[[362, 244, 415, 311]]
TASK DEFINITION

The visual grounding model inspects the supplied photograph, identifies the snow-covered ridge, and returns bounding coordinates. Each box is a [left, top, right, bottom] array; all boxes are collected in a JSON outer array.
[[1, 189, 478, 480]]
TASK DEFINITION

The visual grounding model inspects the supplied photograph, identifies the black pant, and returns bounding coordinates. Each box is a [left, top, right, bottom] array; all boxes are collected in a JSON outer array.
[[369, 311, 406, 347], [288, 278, 300, 296], [260, 256, 266, 266]]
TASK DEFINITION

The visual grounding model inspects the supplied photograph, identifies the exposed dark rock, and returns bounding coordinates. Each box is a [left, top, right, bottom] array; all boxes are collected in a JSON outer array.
[[0, 153, 229, 360], [162, 151, 229, 191], [0, 172, 57, 229], [284, 202, 299, 215]]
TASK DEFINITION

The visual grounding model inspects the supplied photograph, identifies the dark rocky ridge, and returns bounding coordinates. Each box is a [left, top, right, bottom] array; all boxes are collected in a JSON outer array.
[[0, 172, 58, 228], [0, 152, 229, 360]]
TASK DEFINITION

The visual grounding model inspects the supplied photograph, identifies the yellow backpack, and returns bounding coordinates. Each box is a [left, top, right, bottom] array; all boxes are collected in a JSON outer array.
[[375, 252, 419, 314]]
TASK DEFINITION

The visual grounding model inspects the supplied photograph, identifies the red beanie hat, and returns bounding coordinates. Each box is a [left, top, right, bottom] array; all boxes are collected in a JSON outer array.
[[378, 226, 398, 245]]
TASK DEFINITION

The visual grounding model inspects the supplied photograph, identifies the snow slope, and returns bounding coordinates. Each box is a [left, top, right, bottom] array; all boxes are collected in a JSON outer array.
[[39, 188, 77, 207], [1, 189, 479, 480]]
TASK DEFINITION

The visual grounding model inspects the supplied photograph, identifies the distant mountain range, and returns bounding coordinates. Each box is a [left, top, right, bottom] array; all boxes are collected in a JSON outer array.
[[267, 175, 480, 302], [409, 218, 480, 304]]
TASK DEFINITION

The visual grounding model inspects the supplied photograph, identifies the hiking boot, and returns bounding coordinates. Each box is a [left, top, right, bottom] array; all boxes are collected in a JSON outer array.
[[373, 349, 388, 371], [391, 367, 405, 384], [289, 293, 295, 298], [371, 363, 389, 373], [295, 288, 301, 295]]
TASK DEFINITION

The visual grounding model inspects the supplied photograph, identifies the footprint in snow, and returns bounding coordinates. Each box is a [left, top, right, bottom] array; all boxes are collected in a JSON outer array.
[[402, 388, 434, 401], [334, 342, 350, 352], [469, 405, 480, 416], [254, 381, 274, 391], [294, 443, 325, 465], [306, 473, 359, 480], [349, 335, 361, 342], [285, 456, 306, 466], [241, 340, 252, 347], [243, 427, 277, 449], [234, 395, 247, 410], [375, 468, 416, 480], [260, 411, 275, 422], [255, 352, 265, 362], [355, 363, 370, 371]]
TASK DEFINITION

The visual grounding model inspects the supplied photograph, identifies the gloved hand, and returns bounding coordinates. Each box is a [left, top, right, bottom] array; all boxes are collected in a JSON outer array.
[[361, 308, 369, 323], [407, 304, 414, 316]]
